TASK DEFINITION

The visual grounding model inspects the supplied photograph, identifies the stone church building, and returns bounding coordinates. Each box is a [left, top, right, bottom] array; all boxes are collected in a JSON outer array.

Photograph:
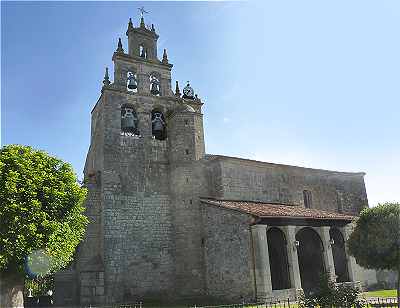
[[55, 15, 378, 306]]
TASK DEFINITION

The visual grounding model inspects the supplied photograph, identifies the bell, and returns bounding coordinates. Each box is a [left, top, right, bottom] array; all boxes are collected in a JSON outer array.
[[150, 82, 160, 95], [153, 120, 163, 132], [122, 115, 136, 131], [127, 76, 137, 90]]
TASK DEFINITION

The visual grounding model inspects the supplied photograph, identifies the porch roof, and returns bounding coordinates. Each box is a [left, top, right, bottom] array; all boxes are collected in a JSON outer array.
[[200, 198, 355, 222]]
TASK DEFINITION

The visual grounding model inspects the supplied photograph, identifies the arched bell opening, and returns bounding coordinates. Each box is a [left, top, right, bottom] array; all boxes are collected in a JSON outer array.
[[121, 105, 139, 136], [139, 45, 147, 59], [149, 73, 161, 96], [151, 110, 166, 140], [296, 227, 325, 294], [126, 72, 138, 93], [330, 227, 350, 282], [266, 227, 291, 290]]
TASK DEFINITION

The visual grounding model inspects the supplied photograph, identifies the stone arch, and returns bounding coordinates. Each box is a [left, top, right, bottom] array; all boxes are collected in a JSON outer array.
[[266, 227, 291, 290], [330, 227, 350, 282], [151, 108, 167, 140], [296, 227, 325, 293]]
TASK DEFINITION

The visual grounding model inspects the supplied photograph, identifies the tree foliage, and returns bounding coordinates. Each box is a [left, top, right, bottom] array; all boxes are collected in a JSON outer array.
[[0, 145, 88, 276], [347, 202, 400, 271]]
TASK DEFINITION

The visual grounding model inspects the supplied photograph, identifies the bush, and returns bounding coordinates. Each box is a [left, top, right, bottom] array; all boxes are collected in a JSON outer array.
[[298, 273, 365, 308], [25, 275, 54, 297]]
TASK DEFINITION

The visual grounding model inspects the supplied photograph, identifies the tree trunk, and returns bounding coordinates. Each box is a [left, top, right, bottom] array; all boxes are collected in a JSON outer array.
[[0, 271, 24, 308]]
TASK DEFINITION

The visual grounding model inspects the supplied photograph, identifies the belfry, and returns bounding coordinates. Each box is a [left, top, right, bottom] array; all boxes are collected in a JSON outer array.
[[55, 13, 379, 306]]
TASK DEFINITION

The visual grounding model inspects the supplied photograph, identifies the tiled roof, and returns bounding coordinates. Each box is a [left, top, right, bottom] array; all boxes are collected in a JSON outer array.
[[200, 198, 355, 221]]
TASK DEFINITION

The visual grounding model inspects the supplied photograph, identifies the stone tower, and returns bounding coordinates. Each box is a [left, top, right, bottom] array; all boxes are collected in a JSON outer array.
[[55, 15, 207, 306]]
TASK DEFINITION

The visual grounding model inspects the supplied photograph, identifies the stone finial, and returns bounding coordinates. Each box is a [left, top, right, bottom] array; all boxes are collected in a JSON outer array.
[[127, 18, 134, 33], [116, 38, 124, 53], [162, 49, 168, 64], [175, 81, 181, 97], [151, 24, 155, 32], [103, 67, 111, 86], [140, 16, 145, 28]]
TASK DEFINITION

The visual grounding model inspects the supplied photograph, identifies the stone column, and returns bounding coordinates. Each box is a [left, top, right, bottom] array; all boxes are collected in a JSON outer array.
[[341, 225, 358, 282], [318, 226, 337, 281], [251, 225, 272, 299], [283, 226, 302, 290]]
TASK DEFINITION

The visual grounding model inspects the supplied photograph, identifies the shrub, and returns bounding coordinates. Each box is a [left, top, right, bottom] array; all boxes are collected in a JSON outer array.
[[298, 273, 365, 308]]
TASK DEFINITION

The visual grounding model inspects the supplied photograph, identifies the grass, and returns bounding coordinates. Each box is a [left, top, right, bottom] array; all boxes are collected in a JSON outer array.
[[141, 304, 299, 308], [363, 289, 397, 298]]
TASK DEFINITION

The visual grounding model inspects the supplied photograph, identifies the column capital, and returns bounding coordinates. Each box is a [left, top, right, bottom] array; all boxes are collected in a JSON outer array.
[[251, 224, 268, 232]]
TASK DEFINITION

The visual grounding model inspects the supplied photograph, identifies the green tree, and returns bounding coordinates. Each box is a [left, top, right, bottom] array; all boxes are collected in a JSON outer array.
[[348, 202, 400, 308], [0, 145, 88, 307]]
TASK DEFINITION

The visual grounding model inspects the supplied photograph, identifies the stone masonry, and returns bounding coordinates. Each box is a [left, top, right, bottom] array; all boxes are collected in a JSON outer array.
[[54, 14, 378, 306]]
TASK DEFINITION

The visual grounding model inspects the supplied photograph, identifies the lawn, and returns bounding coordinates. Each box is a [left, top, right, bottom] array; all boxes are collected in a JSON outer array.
[[363, 289, 397, 298]]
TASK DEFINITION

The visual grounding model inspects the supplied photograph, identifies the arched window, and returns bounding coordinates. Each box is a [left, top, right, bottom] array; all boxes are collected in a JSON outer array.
[[267, 227, 291, 290], [126, 72, 137, 93], [151, 110, 166, 140], [121, 105, 139, 135], [149, 73, 161, 96], [139, 45, 147, 59]]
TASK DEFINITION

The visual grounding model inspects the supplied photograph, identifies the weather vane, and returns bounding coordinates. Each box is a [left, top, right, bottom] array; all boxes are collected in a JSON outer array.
[[138, 6, 149, 17]]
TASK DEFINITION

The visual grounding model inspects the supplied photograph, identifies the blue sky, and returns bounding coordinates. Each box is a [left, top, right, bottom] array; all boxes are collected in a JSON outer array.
[[2, 1, 399, 207]]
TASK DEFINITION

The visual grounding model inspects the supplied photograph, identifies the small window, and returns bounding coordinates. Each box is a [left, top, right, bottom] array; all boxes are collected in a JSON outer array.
[[337, 191, 344, 213], [303, 190, 312, 209], [184, 120, 189, 126], [185, 149, 189, 155]]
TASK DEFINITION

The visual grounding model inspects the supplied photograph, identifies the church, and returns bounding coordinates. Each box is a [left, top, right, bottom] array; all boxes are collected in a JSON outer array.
[[55, 14, 378, 306]]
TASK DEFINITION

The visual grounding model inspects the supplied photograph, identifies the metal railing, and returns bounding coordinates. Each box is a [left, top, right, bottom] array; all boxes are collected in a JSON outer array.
[[189, 297, 399, 308], [190, 298, 293, 308], [366, 297, 398, 307], [81, 297, 398, 308], [84, 302, 143, 308]]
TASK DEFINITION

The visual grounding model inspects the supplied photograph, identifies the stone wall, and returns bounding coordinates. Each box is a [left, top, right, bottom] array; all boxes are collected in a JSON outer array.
[[202, 204, 255, 302], [206, 156, 368, 215], [103, 193, 174, 302], [168, 108, 207, 298], [93, 90, 177, 303]]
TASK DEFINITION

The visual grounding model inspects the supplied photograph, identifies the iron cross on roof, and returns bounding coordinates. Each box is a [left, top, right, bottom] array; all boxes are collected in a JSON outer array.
[[138, 7, 149, 17]]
